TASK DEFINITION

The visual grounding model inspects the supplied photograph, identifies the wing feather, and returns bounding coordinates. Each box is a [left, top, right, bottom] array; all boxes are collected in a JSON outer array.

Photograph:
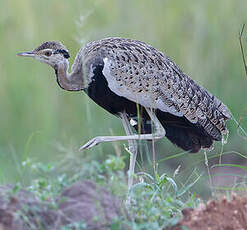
[[82, 37, 230, 140]]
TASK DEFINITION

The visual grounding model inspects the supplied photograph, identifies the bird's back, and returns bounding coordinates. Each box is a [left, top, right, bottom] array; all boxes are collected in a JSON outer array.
[[81, 37, 230, 151]]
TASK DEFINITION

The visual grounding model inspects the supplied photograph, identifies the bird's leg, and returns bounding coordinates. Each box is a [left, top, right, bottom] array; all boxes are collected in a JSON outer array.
[[120, 111, 138, 191], [79, 108, 166, 149]]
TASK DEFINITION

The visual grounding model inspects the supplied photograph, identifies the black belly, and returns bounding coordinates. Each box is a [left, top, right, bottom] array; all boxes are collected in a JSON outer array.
[[85, 63, 145, 118], [84, 63, 214, 153]]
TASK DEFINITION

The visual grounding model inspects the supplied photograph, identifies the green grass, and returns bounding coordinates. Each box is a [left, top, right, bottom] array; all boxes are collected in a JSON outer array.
[[4, 148, 247, 229], [10, 153, 201, 229], [1, 0, 247, 228]]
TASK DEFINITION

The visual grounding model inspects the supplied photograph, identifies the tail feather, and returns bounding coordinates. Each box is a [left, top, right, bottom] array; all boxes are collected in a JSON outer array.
[[157, 111, 215, 153], [161, 123, 213, 153]]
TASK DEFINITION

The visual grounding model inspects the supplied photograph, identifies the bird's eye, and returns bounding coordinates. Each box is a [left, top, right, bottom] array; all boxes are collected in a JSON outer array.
[[44, 51, 52, 56]]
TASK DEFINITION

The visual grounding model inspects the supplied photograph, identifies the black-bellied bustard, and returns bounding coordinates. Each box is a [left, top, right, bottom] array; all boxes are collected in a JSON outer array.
[[18, 37, 230, 189]]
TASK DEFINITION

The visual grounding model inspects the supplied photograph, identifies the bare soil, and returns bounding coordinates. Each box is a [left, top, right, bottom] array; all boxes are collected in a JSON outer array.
[[170, 194, 247, 230]]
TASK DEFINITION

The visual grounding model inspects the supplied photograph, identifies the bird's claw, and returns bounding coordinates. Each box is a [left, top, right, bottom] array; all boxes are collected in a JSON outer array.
[[79, 137, 100, 151]]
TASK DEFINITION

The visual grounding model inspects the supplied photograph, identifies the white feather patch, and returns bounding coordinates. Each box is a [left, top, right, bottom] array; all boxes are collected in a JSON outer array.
[[102, 57, 183, 117]]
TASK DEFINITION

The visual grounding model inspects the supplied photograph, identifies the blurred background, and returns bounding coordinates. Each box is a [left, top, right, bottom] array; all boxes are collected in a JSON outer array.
[[0, 0, 247, 197]]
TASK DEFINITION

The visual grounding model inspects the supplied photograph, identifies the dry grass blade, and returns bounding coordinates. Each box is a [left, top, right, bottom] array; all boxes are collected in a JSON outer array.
[[239, 23, 247, 78], [237, 23, 247, 136]]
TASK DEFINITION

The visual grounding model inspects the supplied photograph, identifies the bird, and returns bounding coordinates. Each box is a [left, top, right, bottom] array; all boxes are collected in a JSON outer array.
[[17, 37, 230, 189]]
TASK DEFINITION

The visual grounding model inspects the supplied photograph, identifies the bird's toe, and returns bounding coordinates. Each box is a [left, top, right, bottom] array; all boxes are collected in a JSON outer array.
[[79, 137, 100, 151]]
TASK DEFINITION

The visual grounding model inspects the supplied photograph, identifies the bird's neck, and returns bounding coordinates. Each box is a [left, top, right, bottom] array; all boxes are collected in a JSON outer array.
[[54, 60, 84, 91]]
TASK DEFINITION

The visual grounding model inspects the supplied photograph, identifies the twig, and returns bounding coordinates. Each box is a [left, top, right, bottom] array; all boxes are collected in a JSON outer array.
[[237, 24, 247, 138], [239, 23, 247, 78]]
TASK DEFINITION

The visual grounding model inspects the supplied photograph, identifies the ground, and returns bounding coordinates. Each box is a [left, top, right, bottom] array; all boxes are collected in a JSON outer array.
[[170, 194, 247, 230], [0, 179, 247, 230], [0, 181, 127, 230]]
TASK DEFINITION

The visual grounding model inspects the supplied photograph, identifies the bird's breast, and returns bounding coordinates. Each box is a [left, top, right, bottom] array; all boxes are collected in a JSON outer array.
[[85, 62, 141, 118]]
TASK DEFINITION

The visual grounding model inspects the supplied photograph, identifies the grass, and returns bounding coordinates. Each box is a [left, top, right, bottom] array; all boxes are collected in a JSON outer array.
[[1, 0, 247, 228], [9, 153, 201, 229], [5, 145, 246, 229]]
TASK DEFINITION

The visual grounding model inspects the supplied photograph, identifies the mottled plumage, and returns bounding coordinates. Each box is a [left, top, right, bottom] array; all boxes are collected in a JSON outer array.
[[81, 37, 230, 151], [18, 37, 231, 189]]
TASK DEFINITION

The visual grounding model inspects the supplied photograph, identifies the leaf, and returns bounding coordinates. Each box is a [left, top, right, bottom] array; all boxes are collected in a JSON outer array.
[[136, 172, 154, 182], [166, 177, 178, 193], [130, 182, 153, 192], [211, 164, 247, 171], [177, 174, 201, 197]]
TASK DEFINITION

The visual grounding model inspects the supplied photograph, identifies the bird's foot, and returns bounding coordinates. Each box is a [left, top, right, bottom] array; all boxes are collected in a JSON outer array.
[[79, 137, 101, 151]]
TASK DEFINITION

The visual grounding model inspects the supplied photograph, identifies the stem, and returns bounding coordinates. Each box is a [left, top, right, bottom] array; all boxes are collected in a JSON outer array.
[[239, 24, 247, 78]]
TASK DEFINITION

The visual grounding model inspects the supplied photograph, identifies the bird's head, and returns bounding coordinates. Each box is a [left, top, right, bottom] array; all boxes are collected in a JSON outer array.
[[17, 41, 70, 69]]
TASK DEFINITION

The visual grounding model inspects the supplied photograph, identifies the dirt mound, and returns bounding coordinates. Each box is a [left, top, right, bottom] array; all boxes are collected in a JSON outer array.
[[171, 194, 247, 230], [0, 181, 127, 230], [58, 180, 128, 229]]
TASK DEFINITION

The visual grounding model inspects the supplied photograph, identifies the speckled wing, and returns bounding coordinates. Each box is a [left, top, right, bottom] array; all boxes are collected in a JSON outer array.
[[83, 38, 230, 141]]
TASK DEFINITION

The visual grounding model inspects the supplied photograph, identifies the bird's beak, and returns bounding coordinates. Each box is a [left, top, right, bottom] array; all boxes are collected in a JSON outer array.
[[17, 51, 35, 57]]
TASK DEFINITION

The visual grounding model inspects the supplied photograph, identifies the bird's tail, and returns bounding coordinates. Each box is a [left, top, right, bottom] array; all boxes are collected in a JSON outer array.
[[160, 122, 213, 153]]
